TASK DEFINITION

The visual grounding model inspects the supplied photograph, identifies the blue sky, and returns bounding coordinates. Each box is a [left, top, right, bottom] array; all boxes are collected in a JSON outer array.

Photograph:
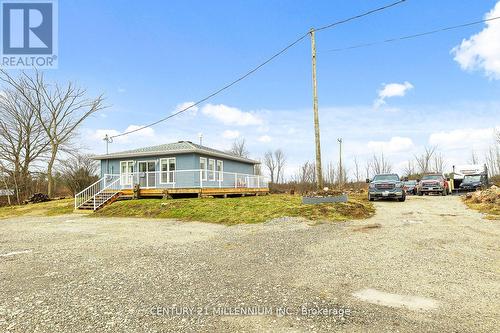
[[47, 0, 500, 177]]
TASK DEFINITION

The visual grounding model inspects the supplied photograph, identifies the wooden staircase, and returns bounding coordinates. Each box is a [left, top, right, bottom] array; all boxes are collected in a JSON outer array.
[[75, 176, 122, 211], [77, 191, 122, 210]]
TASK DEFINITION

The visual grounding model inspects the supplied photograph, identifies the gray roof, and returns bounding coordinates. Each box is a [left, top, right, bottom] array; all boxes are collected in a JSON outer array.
[[93, 141, 260, 164]]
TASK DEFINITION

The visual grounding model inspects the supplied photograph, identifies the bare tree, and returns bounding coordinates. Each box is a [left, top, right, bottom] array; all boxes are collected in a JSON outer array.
[[432, 152, 446, 173], [0, 88, 49, 202], [0, 70, 105, 197], [370, 153, 392, 175], [295, 161, 315, 184], [274, 149, 286, 183], [325, 162, 336, 184], [364, 160, 371, 180], [468, 150, 479, 164], [414, 146, 436, 174], [336, 163, 347, 184], [484, 145, 500, 176], [229, 138, 249, 158], [352, 156, 361, 182], [59, 154, 99, 196], [263, 151, 276, 183], [496, 129, 500, 144], [0, 162, 12, 205], [403, 160, 416, 177]]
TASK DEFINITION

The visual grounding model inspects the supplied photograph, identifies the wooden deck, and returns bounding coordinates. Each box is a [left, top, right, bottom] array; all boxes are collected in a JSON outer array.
[[119, 187, 269, 198]]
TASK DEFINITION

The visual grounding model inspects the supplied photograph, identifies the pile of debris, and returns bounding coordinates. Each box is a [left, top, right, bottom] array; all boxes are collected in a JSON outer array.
[[464, 185, 500, 204], [24, 193, 50, 204], [304, 188, 344, 197]]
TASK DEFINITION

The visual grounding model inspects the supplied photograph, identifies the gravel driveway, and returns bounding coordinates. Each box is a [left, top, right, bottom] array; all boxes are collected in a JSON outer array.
[[1, 196, 498, 332]]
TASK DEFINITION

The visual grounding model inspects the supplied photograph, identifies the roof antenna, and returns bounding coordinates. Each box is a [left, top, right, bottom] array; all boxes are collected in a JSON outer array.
[[198, 132, 203, 145]]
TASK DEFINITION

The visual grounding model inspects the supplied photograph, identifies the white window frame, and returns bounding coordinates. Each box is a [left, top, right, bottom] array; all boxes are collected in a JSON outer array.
[[120, 160, 134, 186], [200, 157, 207, 181], [159, 157, 176, 184], [217, 160, 224, 181], [138, 160, 157, 188], [208, 158, 216, 181]]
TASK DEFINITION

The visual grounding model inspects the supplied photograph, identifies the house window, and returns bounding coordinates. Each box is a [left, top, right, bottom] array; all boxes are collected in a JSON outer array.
[[208, 159, 215, 181], [160, 158, 176, 183], [200, 157, 207, 181], [216, 160, 223, 181]]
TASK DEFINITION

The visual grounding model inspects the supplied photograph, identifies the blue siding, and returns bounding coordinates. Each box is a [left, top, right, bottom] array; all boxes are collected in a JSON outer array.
[[99, 152, 257, 188], [100, 153, 197, 177]]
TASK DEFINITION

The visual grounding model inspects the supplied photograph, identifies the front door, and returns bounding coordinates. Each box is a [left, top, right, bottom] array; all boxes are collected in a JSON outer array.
[[120, 161, 134, 186], [138, 161, 156, 188]]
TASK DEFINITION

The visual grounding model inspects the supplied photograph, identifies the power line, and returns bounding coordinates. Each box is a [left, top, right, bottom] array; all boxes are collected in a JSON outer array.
[[325, 16, 500, 53], [110, 0, 407, 139], [315, 0, 406, 31]]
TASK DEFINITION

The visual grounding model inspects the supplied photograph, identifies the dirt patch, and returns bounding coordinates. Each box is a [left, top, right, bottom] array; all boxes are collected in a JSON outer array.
[[353, 288, 439, 311], [352, 223, 382, 232]]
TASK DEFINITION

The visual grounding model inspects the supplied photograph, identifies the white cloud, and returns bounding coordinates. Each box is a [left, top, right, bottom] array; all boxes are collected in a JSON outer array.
[[452, 2, 500, 79], [90, 125, 155, 144], [201, 103, 262, 126], [367, 136, 414, 153], [428, 127, 497, 150], [222, 130, 240, 139], [258, 135, 272, 143], [374, 81, 414, 108], [175, 101, 199, 116]]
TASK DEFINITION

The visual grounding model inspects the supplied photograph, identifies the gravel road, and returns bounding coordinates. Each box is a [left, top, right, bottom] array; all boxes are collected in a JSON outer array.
[[0, 196, 498, 332]]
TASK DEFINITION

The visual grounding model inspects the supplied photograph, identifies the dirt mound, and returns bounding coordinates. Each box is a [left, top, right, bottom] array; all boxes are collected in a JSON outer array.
[[464, 186, 500, 204]]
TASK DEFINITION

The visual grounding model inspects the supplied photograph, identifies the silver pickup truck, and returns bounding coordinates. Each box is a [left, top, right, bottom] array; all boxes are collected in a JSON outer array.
[[366, 173, 406, 202]]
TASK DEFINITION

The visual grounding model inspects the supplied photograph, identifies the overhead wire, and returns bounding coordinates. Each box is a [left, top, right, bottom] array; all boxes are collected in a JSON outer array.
[[109, 0, 407, 139], [325, 16, 500, 53]]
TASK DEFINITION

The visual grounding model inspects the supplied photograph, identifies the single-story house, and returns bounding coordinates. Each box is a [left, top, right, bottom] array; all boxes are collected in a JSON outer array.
[[75, 141, 267, 210]]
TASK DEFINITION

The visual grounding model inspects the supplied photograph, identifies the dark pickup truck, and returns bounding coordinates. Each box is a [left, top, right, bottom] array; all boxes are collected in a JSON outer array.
[[459, 173, 489, 191], [366, 173, 406, 202]]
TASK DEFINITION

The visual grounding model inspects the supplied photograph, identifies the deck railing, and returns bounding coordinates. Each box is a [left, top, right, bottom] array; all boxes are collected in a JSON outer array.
[[75, 170, 267, 210], [106, 169, 268, 190]]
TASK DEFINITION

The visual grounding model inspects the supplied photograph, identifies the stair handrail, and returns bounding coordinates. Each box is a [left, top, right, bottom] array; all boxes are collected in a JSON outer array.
[[93, 177, 122, 210], [74, 175, 120, 210], [74, 178, 104, 209]]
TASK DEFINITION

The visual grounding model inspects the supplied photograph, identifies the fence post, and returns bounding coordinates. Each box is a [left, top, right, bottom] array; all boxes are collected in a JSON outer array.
[[200, 170, 203, 188]]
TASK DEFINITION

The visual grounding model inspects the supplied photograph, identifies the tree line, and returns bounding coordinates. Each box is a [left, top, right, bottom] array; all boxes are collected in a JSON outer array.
[[229, 132, 500, 190]]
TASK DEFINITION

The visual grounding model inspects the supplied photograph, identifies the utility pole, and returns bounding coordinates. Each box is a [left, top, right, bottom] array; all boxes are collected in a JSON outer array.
[[337, 138, 343, 184], [310, 28, 323, 190], [104, 134, 111, 154], [104, 134, 113, 174]]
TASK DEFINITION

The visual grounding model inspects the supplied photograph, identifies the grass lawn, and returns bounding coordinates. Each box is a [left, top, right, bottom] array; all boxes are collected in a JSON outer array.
[[95, 194, 374, 224], [463, 201, 500, 220], [0, 199, 74, 219]]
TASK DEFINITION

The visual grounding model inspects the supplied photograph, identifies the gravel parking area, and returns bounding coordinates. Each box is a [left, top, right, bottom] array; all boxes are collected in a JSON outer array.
[[1, 196, 498, 332]]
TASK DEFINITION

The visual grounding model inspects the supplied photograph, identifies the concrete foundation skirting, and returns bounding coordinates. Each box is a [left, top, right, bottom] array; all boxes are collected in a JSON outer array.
[[302, 194, 348, 204]]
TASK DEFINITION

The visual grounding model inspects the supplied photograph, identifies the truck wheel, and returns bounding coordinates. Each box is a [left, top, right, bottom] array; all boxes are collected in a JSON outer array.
[[368, 194, 374, 201], [398, 195, 406, 202], [418, 191, 423, 196]]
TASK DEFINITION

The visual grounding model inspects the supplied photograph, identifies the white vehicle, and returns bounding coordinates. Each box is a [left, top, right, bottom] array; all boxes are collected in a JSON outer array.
[[451, 164, 488, 190]]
